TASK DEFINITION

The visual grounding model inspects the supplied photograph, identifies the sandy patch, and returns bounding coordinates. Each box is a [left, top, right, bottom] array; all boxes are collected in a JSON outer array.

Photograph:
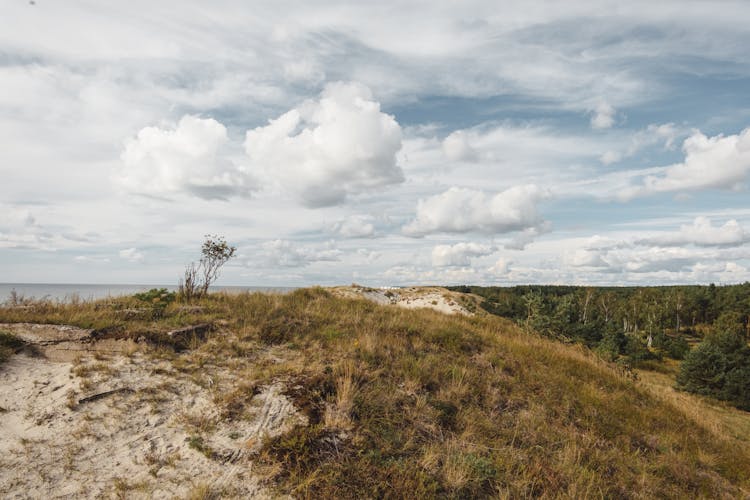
[[331, 286, 477, 316], [0, 344, 304, 498]]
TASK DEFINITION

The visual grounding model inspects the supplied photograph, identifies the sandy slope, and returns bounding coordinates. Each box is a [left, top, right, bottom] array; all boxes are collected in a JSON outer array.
[[0, 341, 304, 498]]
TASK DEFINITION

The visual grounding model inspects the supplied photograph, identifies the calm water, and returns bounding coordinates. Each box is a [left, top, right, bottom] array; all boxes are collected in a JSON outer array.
[[0, 283, 295, 303]]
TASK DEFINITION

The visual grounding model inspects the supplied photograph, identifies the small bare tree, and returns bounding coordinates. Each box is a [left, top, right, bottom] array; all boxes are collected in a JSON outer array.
[[179, 235, 236, 301]]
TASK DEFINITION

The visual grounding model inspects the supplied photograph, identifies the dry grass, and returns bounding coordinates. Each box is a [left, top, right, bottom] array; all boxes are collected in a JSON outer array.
[[637, 363, 750, 445], [324, 360, 358, 430], [2, 288, 749, 498]]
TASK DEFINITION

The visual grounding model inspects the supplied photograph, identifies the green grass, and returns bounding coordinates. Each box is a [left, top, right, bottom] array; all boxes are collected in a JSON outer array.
[[2, 288, 749, 498]]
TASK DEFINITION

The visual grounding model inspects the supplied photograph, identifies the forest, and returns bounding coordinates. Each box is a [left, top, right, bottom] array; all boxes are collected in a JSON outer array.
[[448, 283, 750, 410]]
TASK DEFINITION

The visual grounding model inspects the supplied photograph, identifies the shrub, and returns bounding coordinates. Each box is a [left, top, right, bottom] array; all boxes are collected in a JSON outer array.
[[134, 288, 176, 318], [179, 235, 236, 302], [677, 329, 750, 409]]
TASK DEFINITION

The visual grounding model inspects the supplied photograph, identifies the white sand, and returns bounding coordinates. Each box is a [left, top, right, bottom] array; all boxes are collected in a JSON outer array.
[[0, 347, 303, 498], [332, 286, 476, 316]]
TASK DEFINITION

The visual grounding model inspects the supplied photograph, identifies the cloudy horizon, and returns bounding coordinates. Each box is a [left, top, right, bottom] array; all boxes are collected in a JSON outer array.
[[3, 1, 750, 287]]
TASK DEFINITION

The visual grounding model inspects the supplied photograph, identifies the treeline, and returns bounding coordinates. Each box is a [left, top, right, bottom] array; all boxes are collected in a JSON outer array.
[[448, 283, 750, 410]]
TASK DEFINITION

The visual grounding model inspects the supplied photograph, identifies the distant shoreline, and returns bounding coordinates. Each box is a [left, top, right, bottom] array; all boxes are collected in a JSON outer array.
[[0, 283, 297, 302]]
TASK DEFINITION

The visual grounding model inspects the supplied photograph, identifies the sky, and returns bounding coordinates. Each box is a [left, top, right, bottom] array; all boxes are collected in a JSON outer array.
[[2, 0, 750, 287]]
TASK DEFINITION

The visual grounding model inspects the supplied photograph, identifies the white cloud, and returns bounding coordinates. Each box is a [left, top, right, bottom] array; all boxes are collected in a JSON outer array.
[[620, 128, 750, 199], [0, 206, 37, 230], [590, 101, 616, 129], [562, 220, 750, 278], [565, 249, 610, 268], [620, 247, 698, 273], [332, 215, 376, 238], [505, 223, 552, 250], [74, 255, 111, 264], [488, 257, 512, 275], [636, 217, 750, 247], [431, 242, 495, 267], [600, 150, 622, 165], [383, 265, 482, 286], [244, 82, 404, 207], [117, 115, 256, 200], [356, 248, 381, 263], [404, 185, 549, 237], [119, 247, 145, 263], [627, 123, 680, 155], [260, 239, 342, 267], [442, 130, 479, 162], [601, 123, 682, 165]]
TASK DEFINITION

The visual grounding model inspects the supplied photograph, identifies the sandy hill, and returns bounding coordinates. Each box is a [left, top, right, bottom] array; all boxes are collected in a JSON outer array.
[[0, 287, 748, 498]]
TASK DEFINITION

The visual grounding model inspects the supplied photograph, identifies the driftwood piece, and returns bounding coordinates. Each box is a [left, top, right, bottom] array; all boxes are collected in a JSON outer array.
[[167, 323, 211, 340], [78, 387, 134, 405]]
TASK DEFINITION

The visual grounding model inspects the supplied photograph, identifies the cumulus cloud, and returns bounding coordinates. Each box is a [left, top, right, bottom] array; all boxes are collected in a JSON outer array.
[[619, 128, 750, 199], [117, 115, 256, 200], [260, 239, 341, 267], [403, 185, 549, 237], [332, 215, 376, 238], [565, 248, 610, 268], [636, 217, 750, 247], [505, 223, 552, 250], [564, 219, 750, 278], [383, 265, 481, 286], [488, 257, 511, 275], [620, 247, 698, 273], [442, 130, 479, 162], [244, 82, 404, 207], [590, 101, 616, 129], [119, 247, 145, 263], [431, 242, 495, 267]]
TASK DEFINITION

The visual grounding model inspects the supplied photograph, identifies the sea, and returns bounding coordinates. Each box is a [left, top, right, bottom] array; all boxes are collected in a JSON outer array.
[[0, 283, 295, 303]]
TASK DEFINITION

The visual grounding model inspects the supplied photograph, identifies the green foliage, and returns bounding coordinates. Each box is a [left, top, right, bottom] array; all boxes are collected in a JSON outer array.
[[713, 310, 746, 338], [133, 288, 176, 318], [133, 288, 176, 304], [450, 283, 750, 382], [596, 324, 627, 361], [665, 335, 690, 360], [677, 330, 750, 410]]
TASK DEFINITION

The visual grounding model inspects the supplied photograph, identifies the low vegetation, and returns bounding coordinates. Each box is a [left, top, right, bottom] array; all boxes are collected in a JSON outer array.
[[2, 288, 749, 497]]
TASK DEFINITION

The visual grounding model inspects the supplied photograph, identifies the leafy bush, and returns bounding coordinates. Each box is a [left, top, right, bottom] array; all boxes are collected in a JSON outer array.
[[133, 288, 176, 318]]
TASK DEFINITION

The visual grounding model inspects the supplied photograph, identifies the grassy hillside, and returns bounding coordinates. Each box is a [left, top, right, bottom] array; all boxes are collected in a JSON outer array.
[[2, 288, 749, 498]]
